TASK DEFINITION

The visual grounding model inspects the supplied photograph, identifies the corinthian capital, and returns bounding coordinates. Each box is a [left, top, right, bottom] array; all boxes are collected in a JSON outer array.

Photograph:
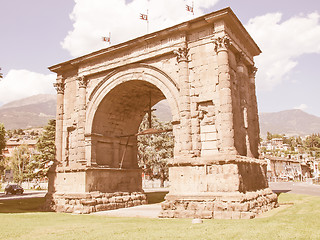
[[53, 82, 65, 94], [173, 47, 189, 63], [248, 65, 258, 78], [213, 35, 231, 53], [77, 75, 88, 88], [236, 51, 245, 64]]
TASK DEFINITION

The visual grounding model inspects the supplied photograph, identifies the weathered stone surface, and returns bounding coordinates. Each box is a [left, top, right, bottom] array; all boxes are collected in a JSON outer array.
[[50, 192, 146, 214], [159, 189, 278, 219], [47, 7, 277, 218]]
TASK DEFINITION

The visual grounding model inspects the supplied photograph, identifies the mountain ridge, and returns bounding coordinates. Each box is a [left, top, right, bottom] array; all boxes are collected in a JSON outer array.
[[0, 94, 56, 129], [259, 109, 320, 136], [0, 94, 320, 136], [0, 94, 56, 110]]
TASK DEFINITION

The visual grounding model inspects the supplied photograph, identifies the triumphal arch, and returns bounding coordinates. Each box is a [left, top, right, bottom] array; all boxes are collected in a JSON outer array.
[[47, 8, 277, 218]]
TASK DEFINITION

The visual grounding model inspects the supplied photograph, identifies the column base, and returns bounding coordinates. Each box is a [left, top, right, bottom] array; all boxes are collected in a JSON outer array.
[[162, 155, 278, 219], [45, 191, 147, 214], [159, 189, 278, 219]]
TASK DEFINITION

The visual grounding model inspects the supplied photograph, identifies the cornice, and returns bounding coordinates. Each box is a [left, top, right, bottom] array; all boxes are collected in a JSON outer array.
[[48, 7, 261, 74]]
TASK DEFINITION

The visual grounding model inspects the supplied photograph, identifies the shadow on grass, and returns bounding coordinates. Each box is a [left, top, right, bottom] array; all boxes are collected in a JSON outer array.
[[145, 191, 169, 204], [0, 191, 169, 214], [0, 197, 46, 213]]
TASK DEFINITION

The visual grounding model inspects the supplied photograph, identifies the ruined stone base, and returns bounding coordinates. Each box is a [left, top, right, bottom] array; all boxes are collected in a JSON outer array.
[[159, 188, 278, 219], [45, 191, 147, 214]]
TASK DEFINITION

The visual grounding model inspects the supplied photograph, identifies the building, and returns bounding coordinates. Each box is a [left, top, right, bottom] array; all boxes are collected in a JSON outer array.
[[266, 155, 313, 182], [2, 138, 37, 158]]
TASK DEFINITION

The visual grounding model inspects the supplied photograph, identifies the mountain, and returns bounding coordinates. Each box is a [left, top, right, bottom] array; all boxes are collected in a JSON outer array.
[[1, 94, 320, 137], [259, 109, 320, 137], [0, 94, 56, 130]]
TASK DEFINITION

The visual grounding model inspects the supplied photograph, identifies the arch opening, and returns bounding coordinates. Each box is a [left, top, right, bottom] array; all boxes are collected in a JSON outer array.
[[91, 80, 172, 170]]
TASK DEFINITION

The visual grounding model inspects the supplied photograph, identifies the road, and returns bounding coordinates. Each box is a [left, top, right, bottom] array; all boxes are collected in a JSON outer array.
[[269, 182, 320, 196], [0, 190, 47, 200], [0, 182, 319, 201]]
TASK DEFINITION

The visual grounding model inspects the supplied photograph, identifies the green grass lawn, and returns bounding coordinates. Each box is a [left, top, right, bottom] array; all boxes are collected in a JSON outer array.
[[0, 193, 319, 240]]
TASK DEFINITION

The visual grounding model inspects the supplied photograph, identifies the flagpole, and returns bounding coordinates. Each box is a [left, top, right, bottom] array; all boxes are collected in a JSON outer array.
[[147, 9, 149, 34], [192, 0, 194, 16]]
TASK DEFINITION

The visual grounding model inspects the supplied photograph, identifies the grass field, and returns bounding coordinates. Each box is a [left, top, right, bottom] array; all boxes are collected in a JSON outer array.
[[0, 193, 319, 240]]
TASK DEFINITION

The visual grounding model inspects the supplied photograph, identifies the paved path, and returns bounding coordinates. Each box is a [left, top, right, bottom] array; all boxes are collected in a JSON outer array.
[[269, 182, 320, 196], [92, 203, 162, 218]]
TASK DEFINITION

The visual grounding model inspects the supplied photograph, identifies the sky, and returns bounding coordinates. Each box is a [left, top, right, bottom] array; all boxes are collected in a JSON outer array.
[[0, 0, 320, 116]]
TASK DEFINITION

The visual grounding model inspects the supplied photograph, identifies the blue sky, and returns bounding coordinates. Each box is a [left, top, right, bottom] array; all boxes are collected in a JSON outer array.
[[0, 0, 319, 116]]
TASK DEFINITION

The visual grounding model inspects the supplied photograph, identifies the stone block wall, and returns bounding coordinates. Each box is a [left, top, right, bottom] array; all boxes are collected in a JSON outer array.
[[160, 189, 278, 219], [46, 191, 147, 214]]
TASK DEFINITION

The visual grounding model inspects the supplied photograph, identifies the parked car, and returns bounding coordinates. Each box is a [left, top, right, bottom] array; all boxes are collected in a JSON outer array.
[[4, 184, 24, 195]]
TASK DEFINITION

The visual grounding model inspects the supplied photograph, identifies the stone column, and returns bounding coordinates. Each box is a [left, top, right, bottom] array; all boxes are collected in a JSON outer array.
[[77, 76, 88, 165], [85, 133, 99, 167], [248, 66, 260, 158], [214, 35, 237, 155], [173, 47, 192, 154], [237, 52, 253, 157], [53, 77, 65, 164]]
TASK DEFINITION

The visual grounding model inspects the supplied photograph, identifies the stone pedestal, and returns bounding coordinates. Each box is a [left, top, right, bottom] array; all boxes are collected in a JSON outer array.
[[46, 191, 147, 214], [159, 156, 278, 219], [46, 167, 146, 214]]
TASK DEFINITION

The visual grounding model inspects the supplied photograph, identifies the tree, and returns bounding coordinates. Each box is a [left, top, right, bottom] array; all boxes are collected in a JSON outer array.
[[0, 123, 5, 160], [35, 119, 56, 177], [266, 132, 285, 141], [266, 132, 273, 141], [305, 134, 320, 149], [14, 129, 25, 135], [137, 113, 174, 187], [8, 144, 34, 183], [0, 123, 6, 178]]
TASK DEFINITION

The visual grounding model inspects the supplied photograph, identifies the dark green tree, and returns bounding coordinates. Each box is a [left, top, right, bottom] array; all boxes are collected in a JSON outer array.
[[137, 113, 174, 187], [304, 134, 320, 149], [0, 123, 5, 160], [35, 119, 56, 177], [0, 123, 6, 178], [266, 132, 272, 141]]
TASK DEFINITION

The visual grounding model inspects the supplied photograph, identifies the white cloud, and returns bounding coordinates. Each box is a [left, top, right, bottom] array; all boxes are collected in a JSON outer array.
[[245, 12, 320, 90], [294, 103, 308, 111], [0, 70, 56, 105], [62, 0, 219, 57]]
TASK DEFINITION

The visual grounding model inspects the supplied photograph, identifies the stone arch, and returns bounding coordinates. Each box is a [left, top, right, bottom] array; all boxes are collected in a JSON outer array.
[[86, 64, 180, 136], [48, 8, 277, 218], [84, 64, 180, 170]]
